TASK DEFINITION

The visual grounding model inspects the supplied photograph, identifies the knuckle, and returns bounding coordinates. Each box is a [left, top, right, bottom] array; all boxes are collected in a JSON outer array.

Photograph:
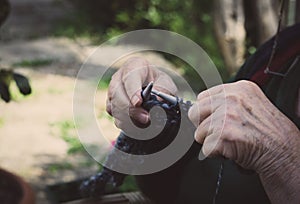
[[220, 121, 241, 144], [197, 90, 209, 100], [225, 109, 239, 121], [237, 80, 259, 91], [188, 104, 200, 125], [225, 93, 240, 103], [223, 100, 237, 114], [222, 132, 236, 143]]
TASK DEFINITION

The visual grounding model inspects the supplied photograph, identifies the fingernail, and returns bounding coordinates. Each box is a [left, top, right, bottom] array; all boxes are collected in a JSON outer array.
[[194, 131, 198, 141], [198, 150, 206, 160], [131, 95, 141, 106], [139, 113, 149, 124]]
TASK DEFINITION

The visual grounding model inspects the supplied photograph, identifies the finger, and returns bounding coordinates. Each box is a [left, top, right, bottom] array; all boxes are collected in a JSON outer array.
[[106, 98, 112, 115], [113, 112, 130, 130], [197, 84, 226, 101], [113, 110, 145, 133], [201, 132, 220, 158], [129, 106, 150, 125], [122, 58, 151, 106], [153, 70, 177, 95], [188, 99, 211, 126], [194, 115, 214, 144], [188, 93, 223, 126], [107, 69, 122, 101], [110, 81, 150, 125], [110, 80, 131, 112], [191, 85, 226, 126]]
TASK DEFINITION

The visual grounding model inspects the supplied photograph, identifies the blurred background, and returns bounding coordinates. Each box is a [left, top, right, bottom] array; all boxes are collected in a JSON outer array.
[[0, 0, 299, 203]]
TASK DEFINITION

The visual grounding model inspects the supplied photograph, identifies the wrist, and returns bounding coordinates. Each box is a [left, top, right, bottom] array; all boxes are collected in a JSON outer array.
[[256, 110, 300, 172], [258, 127, 299, 174], [257, 126, 300, 203]]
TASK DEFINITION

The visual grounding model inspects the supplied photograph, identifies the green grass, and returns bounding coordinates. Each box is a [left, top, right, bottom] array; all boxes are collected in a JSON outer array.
[[51, 119, 138, 192], [13, 59, 54, 68], [48, 162, 74, 173], [51, 120, 85, 154], [78, 160, 95, 168], [118, 176, 138, 192]]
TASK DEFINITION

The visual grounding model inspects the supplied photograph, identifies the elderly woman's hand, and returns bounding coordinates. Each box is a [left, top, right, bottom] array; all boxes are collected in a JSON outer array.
[[106, 57, 177, 130], [188, 80, 300, 203]]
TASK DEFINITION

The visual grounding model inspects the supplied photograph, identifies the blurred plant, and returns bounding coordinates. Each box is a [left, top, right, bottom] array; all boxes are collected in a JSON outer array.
[[51, 120, 85, 154], [48, 162, 74, 174], [97, 68, 117, 90], [118, 176, 138, 193], [0, 69, 32, 102], [13, 59, 54, 68], [0, 0, 10, 27], [0, 0, 32, 103], [57, 0, 226, 87]]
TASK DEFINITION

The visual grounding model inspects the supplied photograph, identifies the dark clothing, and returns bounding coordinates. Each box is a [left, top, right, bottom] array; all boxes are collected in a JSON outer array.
[[136, 23, 300, 204], [236, 23, 300, 128]]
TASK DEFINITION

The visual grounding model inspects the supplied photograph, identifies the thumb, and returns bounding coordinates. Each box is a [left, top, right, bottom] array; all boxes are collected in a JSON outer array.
[[121, 58, 151, 106]]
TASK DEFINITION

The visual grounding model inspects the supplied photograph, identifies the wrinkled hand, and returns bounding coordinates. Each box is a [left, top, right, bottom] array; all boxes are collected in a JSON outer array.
[[106, 57, 177, 130], [188, 80, 300, 174]]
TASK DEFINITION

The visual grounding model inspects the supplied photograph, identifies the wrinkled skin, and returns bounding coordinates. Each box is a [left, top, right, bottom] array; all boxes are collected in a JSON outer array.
[[189, 80, 300, 203], [106, 57, 177, 130], [107, 57, 300, 204]]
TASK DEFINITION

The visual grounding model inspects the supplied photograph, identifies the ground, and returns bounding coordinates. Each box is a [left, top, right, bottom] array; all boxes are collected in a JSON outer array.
[[0, 1, 177, 203]]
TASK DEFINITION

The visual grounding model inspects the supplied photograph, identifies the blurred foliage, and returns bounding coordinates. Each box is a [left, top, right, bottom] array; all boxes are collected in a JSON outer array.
[[0, 69, 32, 102], [48, 162, 74, 173], [97, 68, 117, 90], [55, 0, 227, 89], [118, 176, 138, 193], [0, 0, 10, 27], [96, 166, 139, 193], [13, 59, 54, 68], [51, 120, 85, 154], [48, 160, 95, 174]]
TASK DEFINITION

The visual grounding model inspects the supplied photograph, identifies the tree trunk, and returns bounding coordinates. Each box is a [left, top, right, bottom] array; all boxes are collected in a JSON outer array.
[[253, 0, 278, 45], [0, 0, 10, 27], [213, 0, 246, 75], [296, 0, 300, 23]]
